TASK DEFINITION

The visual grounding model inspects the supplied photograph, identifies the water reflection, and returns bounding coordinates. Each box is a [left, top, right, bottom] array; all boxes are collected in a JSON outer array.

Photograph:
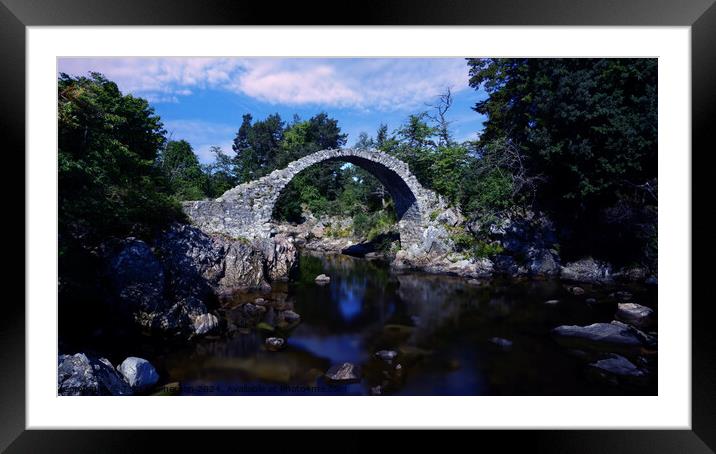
[[152, 251, 657, 396]]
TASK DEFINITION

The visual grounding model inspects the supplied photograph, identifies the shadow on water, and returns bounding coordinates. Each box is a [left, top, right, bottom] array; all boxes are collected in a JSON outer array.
[[69, 251, 657, 396]]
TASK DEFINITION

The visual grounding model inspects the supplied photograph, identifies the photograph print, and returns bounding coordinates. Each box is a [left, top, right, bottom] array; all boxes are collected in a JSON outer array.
[[57, 57, 658, 396]]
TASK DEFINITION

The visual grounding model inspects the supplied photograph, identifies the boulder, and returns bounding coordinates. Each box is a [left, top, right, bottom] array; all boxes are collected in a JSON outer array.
[[615, 303, 655, 330], [259, 234, 298, 282], [315, 274, 331, 285], [552, 322, 645, 355], [325, 362, 361, 383], [567, 286, 585, 295], [106, 239, 165, 315], [561, 258, 614, 284], [193, 313, 219, 335], [526, 248, 560, 276], [58, 353, 133, 396], [117, 357, 160, 390]]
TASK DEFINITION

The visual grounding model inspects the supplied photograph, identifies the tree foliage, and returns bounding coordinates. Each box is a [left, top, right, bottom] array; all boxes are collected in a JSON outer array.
[[467, 58, 658, 262], [58, 72, 182, 247]]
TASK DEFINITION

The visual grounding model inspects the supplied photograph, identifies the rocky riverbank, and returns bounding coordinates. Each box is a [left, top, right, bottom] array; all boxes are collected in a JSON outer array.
[[270, 208, 656, 285], [85, 222, 299, 339]]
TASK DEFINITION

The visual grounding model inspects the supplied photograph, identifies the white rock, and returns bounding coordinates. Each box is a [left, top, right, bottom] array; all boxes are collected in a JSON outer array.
[[315, 274, 331, 284], [117, 357, 159, 390], [193, 313, 219, 335]]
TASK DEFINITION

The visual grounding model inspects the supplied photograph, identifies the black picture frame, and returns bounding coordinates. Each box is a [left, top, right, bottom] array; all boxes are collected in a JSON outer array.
[[3, 0, 713, 451]]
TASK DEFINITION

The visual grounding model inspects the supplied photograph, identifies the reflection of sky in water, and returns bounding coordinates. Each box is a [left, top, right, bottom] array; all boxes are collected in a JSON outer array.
[[158, 253, 657, 396], [288, 332, 365, 364], [335, 278, 363, 321]]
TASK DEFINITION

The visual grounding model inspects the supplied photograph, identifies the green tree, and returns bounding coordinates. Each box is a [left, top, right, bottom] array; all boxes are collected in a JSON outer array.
[[160, 140, 207, 201], [467, 58, 658, 263], [392, 113, 436, 189], [232, 113, 285, 182], [203, 145, 237, 198], [58, 72, 181, 246]]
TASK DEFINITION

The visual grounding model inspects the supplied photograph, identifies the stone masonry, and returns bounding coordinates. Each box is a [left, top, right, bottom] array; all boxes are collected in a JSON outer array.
[[183, 148, 444, 249]]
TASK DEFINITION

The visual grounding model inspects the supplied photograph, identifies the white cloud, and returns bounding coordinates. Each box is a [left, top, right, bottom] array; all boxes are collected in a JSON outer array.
[[58, 57, 471, 110]]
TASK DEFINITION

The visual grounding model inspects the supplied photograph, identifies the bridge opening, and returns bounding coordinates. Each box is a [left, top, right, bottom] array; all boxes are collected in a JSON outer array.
[[270, 155, 420, 251]]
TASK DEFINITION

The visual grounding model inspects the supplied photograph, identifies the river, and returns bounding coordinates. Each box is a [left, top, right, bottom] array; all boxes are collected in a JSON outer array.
[[131, 251, 656, 396]]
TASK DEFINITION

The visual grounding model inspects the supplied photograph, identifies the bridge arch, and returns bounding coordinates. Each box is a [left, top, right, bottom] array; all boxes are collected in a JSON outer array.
[[183, 148, 441, 249]]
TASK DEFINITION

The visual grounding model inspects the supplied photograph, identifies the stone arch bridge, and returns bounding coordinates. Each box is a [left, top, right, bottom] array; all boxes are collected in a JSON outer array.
[[183, 148, 444, 249]]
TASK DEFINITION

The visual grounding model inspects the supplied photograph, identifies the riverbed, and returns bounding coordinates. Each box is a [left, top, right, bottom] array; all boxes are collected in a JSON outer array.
[[132, 252, 656, 396]]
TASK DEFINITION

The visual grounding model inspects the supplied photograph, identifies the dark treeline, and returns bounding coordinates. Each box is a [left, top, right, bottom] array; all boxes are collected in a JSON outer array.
[[58, 58, 657, 269]]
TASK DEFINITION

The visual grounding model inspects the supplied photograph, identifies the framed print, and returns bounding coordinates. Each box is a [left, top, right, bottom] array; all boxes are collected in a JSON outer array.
[[4, 0, 714, 450]]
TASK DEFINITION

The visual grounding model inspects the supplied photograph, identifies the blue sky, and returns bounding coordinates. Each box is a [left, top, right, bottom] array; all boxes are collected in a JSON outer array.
[[58, 57, 488, 164]]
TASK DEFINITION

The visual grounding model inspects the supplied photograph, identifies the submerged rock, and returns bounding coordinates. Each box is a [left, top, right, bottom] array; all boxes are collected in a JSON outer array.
[[117, 357, 160, 390], [489, 337, 513, 351], [280, 310, 301, 325], [587, 354, 648, 386], [374, 350, 398, 363], [58, 353, 133, 396], [325, 362, 360, 383], [615, 303, 655, 330], [315, 274, 331, 285], [612, 291, 633, 301], [552, 321, 645, 354]]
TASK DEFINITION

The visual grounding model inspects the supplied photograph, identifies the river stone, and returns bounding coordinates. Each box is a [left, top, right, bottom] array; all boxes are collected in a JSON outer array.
[[612, 291, 633, 301], [325, 362, 360, 383], [193, 313, 219, 335], [265, 337, 285, 351], [544, 299, 560, 305], [315, 274, 331, 285], [489, 337, 513, 351], [280, 310, 301, 325], [567, 286, 585, 295], [587, 354, 647, 385], [615, 303, 655, 330], [374, 350, 398, 363], [117, 357, 160, 390], [552, 322, 645, 354], [58, 353, 133, 396]]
